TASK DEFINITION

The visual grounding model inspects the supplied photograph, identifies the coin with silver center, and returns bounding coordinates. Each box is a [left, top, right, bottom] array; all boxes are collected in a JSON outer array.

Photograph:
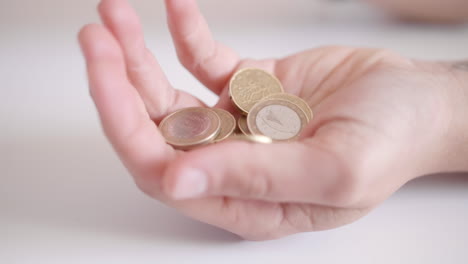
[[265, 93, 313, 122], [247, 99, 307, 141], [159, 107, 221, 150], [229, 68, 284, 114], [212, 108, 236, 143]]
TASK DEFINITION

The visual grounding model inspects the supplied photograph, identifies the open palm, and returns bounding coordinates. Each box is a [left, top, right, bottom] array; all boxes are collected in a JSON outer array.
[[79, 0, 453, 240]]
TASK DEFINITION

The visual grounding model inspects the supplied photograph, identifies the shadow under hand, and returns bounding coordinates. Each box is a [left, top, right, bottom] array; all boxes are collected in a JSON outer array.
[[5, 130, 466, 244], [2, 131, 240, 245], [405, 172, 468, 190]]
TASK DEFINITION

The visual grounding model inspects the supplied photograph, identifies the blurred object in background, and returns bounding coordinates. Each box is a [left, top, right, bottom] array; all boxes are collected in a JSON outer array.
[[364, 0, 468, 23]]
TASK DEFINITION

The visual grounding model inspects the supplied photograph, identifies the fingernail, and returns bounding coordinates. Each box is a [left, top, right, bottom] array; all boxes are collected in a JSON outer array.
[[172, 169, 207, 199]]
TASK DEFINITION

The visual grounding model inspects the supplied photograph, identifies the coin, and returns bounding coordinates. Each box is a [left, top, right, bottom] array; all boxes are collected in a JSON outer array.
[[237, 115, 250, 135], [265, 93, 313, 122], [247, 99, 307, 141], [211, 108, 236, 143], [228, 134, 273, 144], [229, 68, 284, 114], [159, 107, 221, 150]]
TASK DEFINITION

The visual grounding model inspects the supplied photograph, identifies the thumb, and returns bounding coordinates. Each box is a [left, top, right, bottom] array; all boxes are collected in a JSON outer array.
[[162, 140, 347, 205]]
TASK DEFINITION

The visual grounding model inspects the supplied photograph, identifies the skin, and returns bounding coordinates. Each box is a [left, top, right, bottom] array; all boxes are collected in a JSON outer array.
[[78, 0, 468, 240]]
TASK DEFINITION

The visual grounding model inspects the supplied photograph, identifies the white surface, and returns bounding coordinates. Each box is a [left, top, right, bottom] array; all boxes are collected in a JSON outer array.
[[1, 0, 468, 263]]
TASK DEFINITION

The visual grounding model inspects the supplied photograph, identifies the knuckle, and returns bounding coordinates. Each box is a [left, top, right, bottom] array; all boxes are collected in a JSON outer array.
[[230, 167, 272, 198], [369, 49, 413, 71], [326, 159, 366, 208], [312, 133, 368, 207], [333, 175, 364, 208], [178, 45, 220, 76], [178, 53, 193, 71], [222, 144, 275, 198], [244, 172, 272, 198], [313, 114, 386, 208], [196, 46, 220, 71]]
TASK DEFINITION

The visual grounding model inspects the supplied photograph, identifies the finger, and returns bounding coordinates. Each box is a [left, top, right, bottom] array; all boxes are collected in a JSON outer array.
[[98, 0, 203, 120], [78, 24, 174, 185], [165, 0, 240, 94], [162, 140, 351, 207]]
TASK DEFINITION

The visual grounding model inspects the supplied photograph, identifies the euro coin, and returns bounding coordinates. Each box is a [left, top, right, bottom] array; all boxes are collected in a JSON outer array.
[[212, 108, 236, 143], [159, 107, 221, 150], [247, 99, 307, 141], [237, 115, 250, 135], [265, 93, 313, 122], [229, 68, 284, 114]]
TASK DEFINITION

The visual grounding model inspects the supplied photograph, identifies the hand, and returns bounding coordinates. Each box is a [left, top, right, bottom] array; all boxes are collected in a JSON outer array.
[[79, 0, 468, 240]]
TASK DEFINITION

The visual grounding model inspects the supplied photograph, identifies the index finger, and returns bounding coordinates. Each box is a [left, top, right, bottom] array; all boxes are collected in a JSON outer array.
[[79, 24, 175, 182], [165, 0, 240, 94]]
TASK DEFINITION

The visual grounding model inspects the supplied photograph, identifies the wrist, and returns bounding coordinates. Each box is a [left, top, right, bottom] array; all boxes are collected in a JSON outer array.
[[434, 61, 468, 173]]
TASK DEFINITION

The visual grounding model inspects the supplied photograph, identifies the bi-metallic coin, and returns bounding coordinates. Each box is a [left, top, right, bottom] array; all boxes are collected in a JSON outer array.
[[159, 107, 221, 150], [212, 108, 236, 143], [247, 99, 308, 141], [265, 93, 313, 122]]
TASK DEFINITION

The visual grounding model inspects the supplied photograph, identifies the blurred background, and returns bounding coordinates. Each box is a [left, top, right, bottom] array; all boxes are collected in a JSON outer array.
[[1, 0, 468, 263]]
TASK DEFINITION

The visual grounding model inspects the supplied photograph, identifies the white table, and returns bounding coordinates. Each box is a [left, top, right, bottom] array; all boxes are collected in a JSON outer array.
[[1, 0, 468, 263]]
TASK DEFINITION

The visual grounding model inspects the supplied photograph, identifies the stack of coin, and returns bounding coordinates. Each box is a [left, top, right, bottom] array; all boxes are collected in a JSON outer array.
[[159, 107, 235, 150], [159, 68, 312, 150], [230, 68, 313, 141]]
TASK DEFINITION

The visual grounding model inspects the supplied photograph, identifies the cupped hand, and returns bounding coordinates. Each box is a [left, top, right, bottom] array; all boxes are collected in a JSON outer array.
[[79, 0, 462, 240]]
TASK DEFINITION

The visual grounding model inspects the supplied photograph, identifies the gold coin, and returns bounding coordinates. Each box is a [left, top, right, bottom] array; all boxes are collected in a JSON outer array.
[[247, 99, 307, 141], [228, 134, 273, 144], [229, 68, 284, 114], [211, 108, 236, 143], [265, 93, 313, 122], [237, 115, 250, 135], [159, 107, 220, 150]]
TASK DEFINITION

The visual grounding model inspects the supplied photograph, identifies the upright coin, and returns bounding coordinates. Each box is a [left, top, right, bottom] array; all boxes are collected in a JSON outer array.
[[265, 93, 313, 122], [159, 107, 221, 150], [229, 68, 284, 114], [237, 116, 250, 135], [247, 99, 307, 141], [211, 108, 236, 143]]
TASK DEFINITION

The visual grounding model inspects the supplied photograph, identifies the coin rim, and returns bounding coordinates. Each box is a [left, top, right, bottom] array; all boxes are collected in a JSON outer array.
[[237, 115, 251, 135], [265, 93, 313, 122], [247, 98, 308, 141], [211, 108, 237, 143], [228, 134, 273, 144], [159, 107, 221, 149], [229, 68, 284, 114]]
